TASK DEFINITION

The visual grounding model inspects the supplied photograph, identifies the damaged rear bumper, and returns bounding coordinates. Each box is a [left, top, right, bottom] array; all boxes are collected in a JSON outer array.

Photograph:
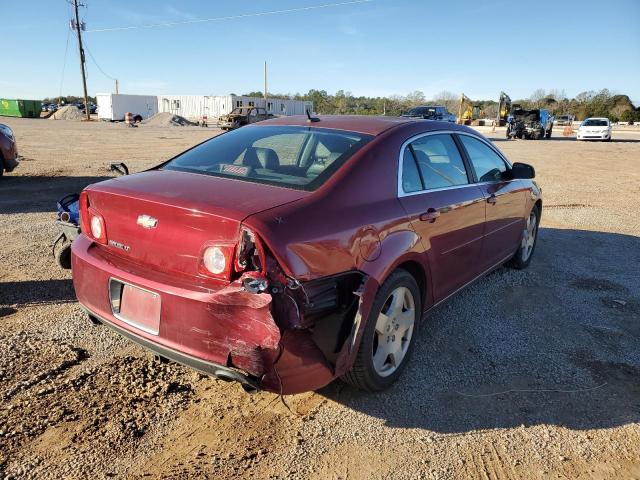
[[71, 235, 369, 394], [80, 304, 262, 393]]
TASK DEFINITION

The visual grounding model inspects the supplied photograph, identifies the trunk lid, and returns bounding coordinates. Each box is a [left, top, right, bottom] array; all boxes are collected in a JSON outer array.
[[85, 169, 308, 279]]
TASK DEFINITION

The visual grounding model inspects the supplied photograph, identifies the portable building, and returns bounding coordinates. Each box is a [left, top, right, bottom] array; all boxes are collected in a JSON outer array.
[[0, 99, 42, 118], [157, 95, 313, 120], [96, 93, 158, 121]]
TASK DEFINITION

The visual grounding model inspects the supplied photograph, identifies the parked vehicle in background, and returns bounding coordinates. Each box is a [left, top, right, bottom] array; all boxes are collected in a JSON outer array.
[[0, 123, 19, 177], [554, 114, 574, 126], [577, 118, 612, 141], [72, 115, 542, 394], [507, 108, 553, 139], [218, 106, 274, 130], [401, 105, 456, 122], [80, 103, 97, 115]]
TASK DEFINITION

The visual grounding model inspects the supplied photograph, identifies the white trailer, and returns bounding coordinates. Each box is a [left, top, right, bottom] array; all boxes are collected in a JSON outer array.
[[156, 95, 313, 120], [96, 93, 158, 121]]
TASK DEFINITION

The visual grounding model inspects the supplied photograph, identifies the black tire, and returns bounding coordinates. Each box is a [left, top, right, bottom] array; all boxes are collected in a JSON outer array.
[[545, 128, 552, 139], [55, 243, 72, 269], [508, 204, 540, 270], [342, 269, 421, 391], [0, 155, 4, 178]]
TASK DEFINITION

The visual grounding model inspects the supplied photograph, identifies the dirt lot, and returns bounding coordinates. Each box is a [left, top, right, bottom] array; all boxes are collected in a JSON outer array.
[[1, 118, 639, 479]]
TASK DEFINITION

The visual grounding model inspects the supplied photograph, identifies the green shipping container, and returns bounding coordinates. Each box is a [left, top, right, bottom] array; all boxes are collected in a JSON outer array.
[[0, 98, 42, 118]]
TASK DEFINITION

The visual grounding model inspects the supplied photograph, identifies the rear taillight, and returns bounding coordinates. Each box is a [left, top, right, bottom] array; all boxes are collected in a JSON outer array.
[[198, 243, 235, 281], [79, 191, 107, 244], [235, 228, 265, 274], [79, 191, 90, 233], [199, 228, 266, 282]]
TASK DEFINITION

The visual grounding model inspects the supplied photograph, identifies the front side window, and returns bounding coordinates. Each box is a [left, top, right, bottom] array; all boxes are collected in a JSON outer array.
[[403, 134, 469, 192], [458, 135, 508, 182], [164, 126, 372, 190]]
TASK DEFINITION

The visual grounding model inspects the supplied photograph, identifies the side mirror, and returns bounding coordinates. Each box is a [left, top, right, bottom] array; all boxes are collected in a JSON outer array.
[[511, 162, 535, 179]]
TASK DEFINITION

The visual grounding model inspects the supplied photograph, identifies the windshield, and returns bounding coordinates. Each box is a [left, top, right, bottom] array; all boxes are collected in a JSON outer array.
[[582, 119, 608, 127], [230, 107, 250, 114], [163, 126, 373, 190], [406, 107, 437, 116]]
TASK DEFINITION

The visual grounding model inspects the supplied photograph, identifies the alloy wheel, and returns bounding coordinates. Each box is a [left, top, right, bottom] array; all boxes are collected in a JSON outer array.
[[372, 286, 415, 377], [521, 210, 538, 261]]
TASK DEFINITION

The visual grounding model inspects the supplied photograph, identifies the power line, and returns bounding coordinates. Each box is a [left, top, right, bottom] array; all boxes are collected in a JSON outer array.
[[83, 40, 116, 80], [57, 29, 72, 105], [86, 0, 375, 33]]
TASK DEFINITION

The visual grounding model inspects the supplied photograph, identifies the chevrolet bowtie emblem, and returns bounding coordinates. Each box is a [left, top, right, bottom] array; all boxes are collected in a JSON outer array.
[[137, 215, 158, 229]]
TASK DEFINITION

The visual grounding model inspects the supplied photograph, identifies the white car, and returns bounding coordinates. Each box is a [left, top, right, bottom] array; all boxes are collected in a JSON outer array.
[[577, 117, 612, 142]]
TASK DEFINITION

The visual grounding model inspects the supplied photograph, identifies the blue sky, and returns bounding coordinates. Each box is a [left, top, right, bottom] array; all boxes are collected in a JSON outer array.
[[3, 0, 639, 103]]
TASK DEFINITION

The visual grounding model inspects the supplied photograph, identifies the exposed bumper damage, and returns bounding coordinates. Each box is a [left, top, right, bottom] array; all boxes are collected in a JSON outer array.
[[237, 265, 374, 394], [72, 233, 377, 395]]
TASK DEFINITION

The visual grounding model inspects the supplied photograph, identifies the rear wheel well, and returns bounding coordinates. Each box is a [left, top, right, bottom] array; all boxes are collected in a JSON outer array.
[[395, 261, 427, 308]]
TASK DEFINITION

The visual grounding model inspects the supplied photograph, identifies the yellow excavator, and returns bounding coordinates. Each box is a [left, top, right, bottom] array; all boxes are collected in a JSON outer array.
[[457, 94, 482, 125], [497, 91, 512, 126]]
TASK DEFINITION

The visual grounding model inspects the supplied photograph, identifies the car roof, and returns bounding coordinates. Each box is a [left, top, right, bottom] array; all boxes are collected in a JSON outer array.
[[254, 115, 434, 136]]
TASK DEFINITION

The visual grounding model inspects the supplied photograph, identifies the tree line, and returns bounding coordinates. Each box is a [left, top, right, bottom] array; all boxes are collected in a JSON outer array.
[[244, 88, 640, 122], [42, 96, 97, 105]]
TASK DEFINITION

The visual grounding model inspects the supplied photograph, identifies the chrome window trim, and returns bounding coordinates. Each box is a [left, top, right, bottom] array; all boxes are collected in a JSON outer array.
[[397, 130, 513, 198]]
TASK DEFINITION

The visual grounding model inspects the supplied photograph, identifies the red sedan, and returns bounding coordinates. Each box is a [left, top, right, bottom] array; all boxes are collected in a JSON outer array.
[[72, 115, 541, 394]]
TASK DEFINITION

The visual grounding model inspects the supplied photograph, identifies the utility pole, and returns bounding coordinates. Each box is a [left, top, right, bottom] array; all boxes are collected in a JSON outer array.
[[115, 79, 119, 94], [264, 61, 268, 112], [72, 0, 91, 121]]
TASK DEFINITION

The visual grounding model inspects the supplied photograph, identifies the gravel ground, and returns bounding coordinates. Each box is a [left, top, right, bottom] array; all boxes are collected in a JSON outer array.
[[0, 118, 639, 479]]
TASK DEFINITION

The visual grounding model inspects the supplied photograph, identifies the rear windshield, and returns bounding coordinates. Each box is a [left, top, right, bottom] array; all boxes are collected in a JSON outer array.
[[163, 126, 373, 190], [582, 119, 608, 126]]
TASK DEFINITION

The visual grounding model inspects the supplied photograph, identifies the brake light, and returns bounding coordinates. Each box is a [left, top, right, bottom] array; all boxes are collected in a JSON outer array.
[[198, 243, 235, 281], [235, 228, 265, 274], [79, 191, 90, 233], [88, 210, 107, 244], [79, 191, 107, 244]]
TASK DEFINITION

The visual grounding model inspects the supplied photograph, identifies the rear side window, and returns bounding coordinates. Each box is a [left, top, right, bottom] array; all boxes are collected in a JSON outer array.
[[458, 135, 508, 182], [402, 149, 423, 193], [164, 126, 372, 190], [402, 134, 469, 192]]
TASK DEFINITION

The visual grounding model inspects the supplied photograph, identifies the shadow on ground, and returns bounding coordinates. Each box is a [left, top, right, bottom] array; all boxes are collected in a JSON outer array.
[[320, 228, 640, 433], [0, 279, 76, 307], [0, 176, 111, 214]]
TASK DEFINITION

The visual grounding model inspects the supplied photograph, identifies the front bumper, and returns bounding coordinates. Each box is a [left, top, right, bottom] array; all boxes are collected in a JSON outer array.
[[71, 234, 335, 394], [218, 120, 239, 129], [577, 131, 610, 140]]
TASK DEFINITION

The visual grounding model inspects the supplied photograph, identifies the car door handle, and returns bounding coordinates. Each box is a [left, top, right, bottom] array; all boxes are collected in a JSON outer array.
[[487, 194, 497, 205], [419, 208, 440, 223]]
